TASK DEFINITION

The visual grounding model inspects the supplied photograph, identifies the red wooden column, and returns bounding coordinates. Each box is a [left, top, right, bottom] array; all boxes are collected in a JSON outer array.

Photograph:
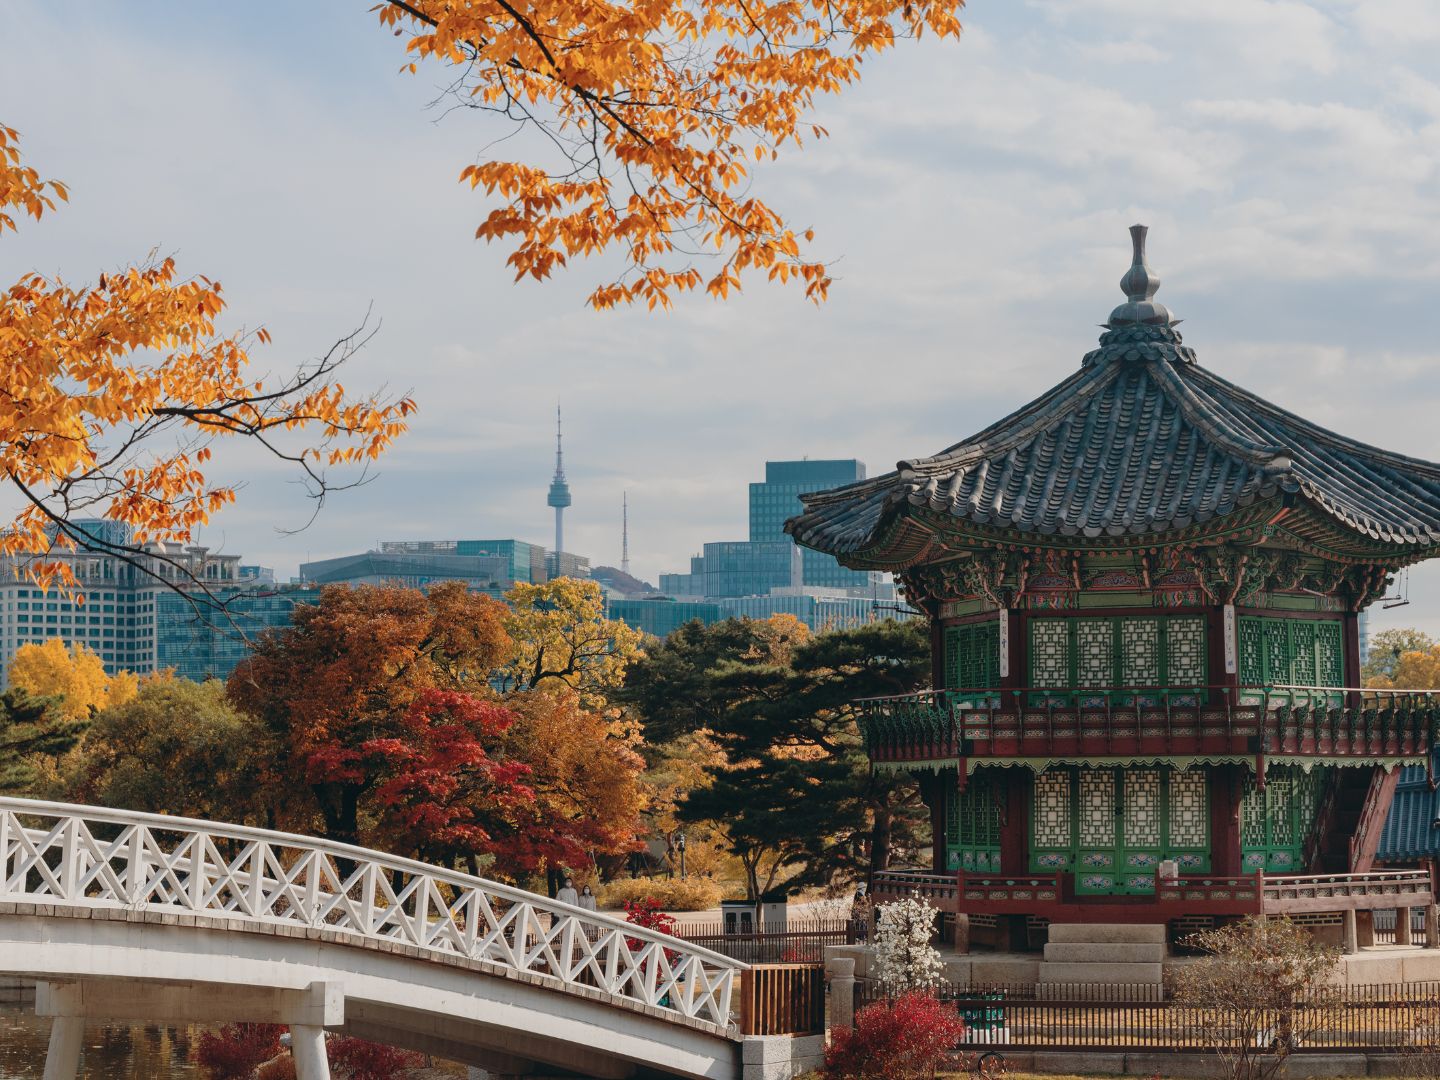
[[1343, 611, 1362, 707], [930, 613, 946, 692], [1209, 764, 1242, 876], [1003, 607, 1026, 710], [1001, 768, 1031, 875], [918, 771, 948, 873]]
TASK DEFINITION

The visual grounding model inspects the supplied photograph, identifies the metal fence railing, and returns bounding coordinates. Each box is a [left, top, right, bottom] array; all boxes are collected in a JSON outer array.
[[673, 919, 862, 964], [855, 980, 1440, 1052]]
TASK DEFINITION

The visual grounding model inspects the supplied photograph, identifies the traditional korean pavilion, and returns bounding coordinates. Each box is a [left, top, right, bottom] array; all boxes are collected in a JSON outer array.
[[788, 226, 1440, 949]]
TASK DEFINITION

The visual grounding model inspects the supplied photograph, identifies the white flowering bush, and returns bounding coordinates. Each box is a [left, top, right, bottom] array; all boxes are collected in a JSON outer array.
[[872, 896, 944, 996]]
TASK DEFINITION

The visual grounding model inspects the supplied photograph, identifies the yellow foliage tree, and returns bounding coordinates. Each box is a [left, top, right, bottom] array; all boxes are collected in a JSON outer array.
[[6, 639, 132, 722], [1367, 645, 1440, 691], [500, 578, 644, 702], [376, 0, 965, 309], [0, 125, 414, 594]]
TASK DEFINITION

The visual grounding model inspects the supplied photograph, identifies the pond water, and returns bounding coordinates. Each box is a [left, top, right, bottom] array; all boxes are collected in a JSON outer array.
[[0, 1005, 202, 1078]]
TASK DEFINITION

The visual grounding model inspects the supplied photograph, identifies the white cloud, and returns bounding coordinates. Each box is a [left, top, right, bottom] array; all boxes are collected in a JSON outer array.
[[1342, 0, 1440, 45], [1032, 0, 1340, 74]]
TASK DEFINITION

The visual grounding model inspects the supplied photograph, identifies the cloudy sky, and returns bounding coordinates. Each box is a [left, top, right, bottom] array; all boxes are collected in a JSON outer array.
[[5, 1, 1440, 635]]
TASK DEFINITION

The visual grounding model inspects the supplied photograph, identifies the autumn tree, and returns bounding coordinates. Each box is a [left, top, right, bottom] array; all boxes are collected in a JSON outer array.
[[500, 578, 644, 702], [0, 124, 412, 597], [0, 688, 84, 795], [1363, 628, 1437, 687], [69, 676, 273, 825], [498, 687, 646, 891], [7, 638, 135, 722], [374, 1, 964, 309], [636, 727, 729, 877], [227, 582, 512, 845], [368, 689, 536, 869]]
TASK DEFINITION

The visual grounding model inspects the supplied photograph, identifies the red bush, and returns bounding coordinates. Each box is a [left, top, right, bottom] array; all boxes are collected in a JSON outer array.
[[623, 896, 676, 935], [824, 992, 967, 1080], [327, 1035, 424, 1079], [256, 1056, 297, 1080], [196, 1023, 285, 1079]]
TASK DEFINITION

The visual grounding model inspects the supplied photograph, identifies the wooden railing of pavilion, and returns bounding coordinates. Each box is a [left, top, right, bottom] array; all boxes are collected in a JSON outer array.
[[857, 685, 1439, 763], [870, 867, 1435, 917]]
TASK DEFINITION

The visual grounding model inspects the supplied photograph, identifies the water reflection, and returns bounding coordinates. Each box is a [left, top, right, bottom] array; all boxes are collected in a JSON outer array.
[[0, 1005, 201, 1079]]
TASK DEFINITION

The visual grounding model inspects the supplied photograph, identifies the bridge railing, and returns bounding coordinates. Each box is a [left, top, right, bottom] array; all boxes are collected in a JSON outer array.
[[0, 798, 744, 1030]]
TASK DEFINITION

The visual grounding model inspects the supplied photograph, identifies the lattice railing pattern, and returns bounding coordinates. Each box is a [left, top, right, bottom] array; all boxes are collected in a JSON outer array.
[[0, 798, 742, 1029]]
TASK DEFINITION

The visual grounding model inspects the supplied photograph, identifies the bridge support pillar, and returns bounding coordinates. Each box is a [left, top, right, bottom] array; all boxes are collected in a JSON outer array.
[[291, 1024, 331, 1079], [42, 1015, 83, 1080]]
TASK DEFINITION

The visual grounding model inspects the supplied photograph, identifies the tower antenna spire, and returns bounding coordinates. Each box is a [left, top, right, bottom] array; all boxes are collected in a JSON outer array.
[[622, 491, 631, 576], [546, 403, 572, 576]]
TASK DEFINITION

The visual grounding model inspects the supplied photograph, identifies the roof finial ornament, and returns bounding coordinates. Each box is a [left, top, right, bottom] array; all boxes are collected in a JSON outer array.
[[1107, 223, 1177, 328]]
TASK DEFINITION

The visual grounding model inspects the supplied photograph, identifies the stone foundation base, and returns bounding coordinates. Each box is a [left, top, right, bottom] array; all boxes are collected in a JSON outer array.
[[741, 1034, 825, 1080]]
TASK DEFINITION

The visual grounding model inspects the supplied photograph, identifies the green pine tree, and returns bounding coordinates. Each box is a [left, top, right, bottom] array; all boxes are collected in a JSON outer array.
[[0, 687, 85, 795]]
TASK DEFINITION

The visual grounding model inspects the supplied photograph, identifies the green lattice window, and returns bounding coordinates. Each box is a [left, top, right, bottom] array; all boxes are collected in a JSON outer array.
[[1029, 765, 1211, 894], [944, 620, 1000, 690], [1237, 617, 1343, 690], [945, 771, 1002, 872], [1240, 765, 1332, 872], [1026, 615, 1207, 703]]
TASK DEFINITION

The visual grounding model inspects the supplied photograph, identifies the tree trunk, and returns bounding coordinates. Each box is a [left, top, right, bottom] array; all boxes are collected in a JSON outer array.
[[871, 805, 893, 874]]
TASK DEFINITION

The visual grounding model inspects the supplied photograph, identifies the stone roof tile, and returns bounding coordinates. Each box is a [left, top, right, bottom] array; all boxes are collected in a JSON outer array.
[[788, 229, 1440, 563]]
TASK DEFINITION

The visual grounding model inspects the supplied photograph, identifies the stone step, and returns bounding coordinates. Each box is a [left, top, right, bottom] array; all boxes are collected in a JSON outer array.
[[1045, 922, 1166, 944], [1034, 982, 1167, 1002], [1043, 942, 1165, 964], [1038, 961, 1163, 984]]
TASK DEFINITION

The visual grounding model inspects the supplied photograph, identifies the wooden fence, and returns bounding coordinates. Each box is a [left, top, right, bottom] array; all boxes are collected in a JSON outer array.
[[856, 980, 1440, 1052], [740, 964, 827, 1036], [674, 918, 861, 964]]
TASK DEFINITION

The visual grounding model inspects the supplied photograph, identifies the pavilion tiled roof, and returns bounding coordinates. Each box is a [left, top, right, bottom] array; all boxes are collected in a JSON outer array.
[[787, 227, 1440, 567], [1379, 763, 1440, 862]]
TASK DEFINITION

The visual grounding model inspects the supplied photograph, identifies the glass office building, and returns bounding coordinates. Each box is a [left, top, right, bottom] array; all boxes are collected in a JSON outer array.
[[750, 460, 879, 590], [716, 593, 883, 631], [155, 586, 322, 682], [605, 598, 723, 638], [701, 541, 794, 598]]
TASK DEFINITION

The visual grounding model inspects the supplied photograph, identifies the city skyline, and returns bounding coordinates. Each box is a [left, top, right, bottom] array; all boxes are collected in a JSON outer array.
[[4, 1, 1439, 639]]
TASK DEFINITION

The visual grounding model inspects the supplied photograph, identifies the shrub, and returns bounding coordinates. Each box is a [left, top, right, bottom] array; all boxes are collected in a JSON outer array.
[[623, 896, 678, 935], [1171, 914, 1342, 1080], [195, 1023, 285, 1079], [872, 897, 943, 996], [598, 875, 721, 911], [824, 992, 967, 1079], [327, 1035, 424, 1079], [256, 1055, 297, 1080]]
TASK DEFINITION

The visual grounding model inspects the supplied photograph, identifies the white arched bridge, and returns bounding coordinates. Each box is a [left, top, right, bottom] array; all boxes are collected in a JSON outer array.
[[0, 798, 812, 1080]]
